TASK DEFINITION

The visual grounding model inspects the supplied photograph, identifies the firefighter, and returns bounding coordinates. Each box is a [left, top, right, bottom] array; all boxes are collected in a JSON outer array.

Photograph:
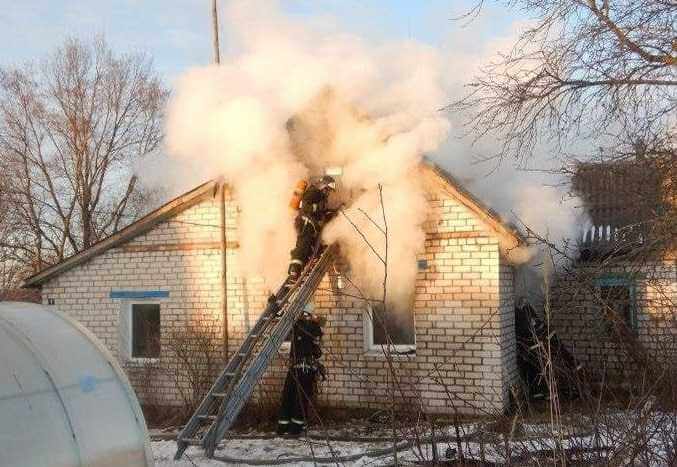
[[287, 175, 336, 282], [515, 298, 581, 400], [276, 309, 325, 436]]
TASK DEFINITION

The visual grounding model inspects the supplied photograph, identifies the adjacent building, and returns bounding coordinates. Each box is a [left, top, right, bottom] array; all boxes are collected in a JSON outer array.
[[550, 157, 676, 379]]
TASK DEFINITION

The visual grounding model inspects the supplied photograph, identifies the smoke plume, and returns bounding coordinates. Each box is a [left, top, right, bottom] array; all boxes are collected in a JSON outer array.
[[164, 1, 449, 307], [161, 1, 584, 308]]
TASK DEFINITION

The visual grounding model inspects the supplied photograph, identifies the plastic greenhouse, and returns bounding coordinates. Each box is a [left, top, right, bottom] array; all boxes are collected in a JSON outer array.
[[0, 302, 153, 467]]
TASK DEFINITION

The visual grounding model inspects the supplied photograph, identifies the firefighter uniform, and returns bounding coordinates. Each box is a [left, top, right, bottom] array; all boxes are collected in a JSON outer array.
[[515, 300, 581, 400], [287, 181, 333, 280], [276, 314, 324, 436]]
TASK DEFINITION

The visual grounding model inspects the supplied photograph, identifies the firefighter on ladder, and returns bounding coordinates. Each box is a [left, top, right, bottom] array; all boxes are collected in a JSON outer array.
[[276, 306, 326, 436], [268, 175, 336, 318], [287, 175, 337, 284]]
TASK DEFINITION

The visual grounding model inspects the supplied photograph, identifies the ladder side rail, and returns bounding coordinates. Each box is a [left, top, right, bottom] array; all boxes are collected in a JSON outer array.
[[175, 294, 277, 450], [205, 245, 328, 427], [220, 245, 333, 411], [175, 247, 331, 460], [205, 282, 320, 456], [204, 246, 335, 455], [212, 286, 310, 437], [176, 249, 326, 459], [209, 247, 325, 407]]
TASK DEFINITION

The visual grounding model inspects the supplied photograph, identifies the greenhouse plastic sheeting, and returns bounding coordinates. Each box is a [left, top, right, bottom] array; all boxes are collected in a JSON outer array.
[[0, 302, 154, 467]]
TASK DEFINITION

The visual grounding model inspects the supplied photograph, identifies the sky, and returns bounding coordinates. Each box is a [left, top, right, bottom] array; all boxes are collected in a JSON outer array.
[[0, 0, 524, 82]]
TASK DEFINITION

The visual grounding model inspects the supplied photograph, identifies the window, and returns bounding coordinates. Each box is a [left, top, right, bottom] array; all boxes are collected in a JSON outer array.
[[365, 302, 415, 354], [597, 277, 636, 332], [130, 303, 161, 359]]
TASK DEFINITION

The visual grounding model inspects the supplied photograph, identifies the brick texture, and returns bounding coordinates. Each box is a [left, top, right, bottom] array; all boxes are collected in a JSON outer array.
[[40, 181, 518, 415], [550, 261, 676, 379]]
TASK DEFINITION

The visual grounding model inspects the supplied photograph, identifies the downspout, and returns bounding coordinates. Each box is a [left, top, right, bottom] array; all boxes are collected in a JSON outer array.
[[220, 182, 229, 358]]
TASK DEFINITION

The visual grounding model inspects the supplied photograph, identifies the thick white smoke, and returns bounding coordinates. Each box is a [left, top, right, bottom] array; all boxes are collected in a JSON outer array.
[[164, 1, 449, 306], [161, 1, 584, 307], [436, 16, 587, 263]]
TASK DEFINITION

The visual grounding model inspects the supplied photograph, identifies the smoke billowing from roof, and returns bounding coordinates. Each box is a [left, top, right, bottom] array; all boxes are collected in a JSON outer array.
[[161, 0, 580, 307], [164, 0, 449, 307]]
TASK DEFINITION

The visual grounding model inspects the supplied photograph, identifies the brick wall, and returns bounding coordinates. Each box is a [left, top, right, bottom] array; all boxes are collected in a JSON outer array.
[[40, 189, 269, 406], [0, 288, 41, 303], [256, 181, 518, 415], [40, 179, 518, 415], [550, 261, 676, 380]]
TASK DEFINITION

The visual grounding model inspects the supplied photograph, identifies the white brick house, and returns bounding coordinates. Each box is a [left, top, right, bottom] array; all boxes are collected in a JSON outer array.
[[23, 162, 524, 415]]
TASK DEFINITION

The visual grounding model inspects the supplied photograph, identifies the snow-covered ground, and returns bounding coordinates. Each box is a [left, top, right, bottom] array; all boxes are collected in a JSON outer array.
[[150, 424, 574, 466], [153, 437, 398, 466], [151, 413, 675, 466], [151, 425, 479, 466]]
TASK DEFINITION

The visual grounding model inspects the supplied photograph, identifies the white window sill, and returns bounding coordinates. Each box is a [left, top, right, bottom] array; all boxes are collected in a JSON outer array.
[[365, 346, 416, 359]]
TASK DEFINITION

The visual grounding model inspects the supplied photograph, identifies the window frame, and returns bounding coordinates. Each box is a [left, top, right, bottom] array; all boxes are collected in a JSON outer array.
[[127, 301, 162, 363], [595, 275, 638, 332], [363, 302, 416, 355]]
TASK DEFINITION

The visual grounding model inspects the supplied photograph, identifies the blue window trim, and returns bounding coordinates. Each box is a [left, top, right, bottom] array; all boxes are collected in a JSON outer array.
[[110, 290, 169, 299], [595, 275, 637, 331], [596, 275, 632, 287]]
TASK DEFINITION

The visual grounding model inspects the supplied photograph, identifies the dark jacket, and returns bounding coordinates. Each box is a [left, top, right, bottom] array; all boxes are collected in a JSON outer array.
[[299, 186, 329, 224], [290, 316, 323, 364]]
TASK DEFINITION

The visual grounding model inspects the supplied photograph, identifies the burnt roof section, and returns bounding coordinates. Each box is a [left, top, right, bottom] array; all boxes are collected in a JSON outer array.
[[574, 158, 665, 228], [573, 156, 676, 260]]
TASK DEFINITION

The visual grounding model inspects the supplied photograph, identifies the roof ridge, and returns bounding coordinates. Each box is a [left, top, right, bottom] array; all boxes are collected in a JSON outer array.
[[421, 158, 524, 245]]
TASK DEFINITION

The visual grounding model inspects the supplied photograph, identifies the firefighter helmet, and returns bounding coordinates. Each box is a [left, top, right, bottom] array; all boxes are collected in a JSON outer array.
[[318, 175, 336, 192]]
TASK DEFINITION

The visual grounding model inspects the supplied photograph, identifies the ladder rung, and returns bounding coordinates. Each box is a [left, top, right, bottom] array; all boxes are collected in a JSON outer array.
[[238, 352, 247, 357], [212, 392, 227, 397], [248, 334, 258, 339], [198, 414, 217, 421]]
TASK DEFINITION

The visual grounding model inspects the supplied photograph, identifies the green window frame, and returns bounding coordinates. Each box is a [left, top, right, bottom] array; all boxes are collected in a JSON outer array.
[[595, 275, 637, 332]]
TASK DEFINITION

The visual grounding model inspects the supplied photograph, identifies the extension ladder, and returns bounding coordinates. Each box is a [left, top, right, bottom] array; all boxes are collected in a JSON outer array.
[[174, 244, 336, 459]]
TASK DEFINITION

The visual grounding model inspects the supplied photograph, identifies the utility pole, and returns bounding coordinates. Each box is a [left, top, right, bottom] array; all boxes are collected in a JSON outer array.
[[211, 0, 221, 64]]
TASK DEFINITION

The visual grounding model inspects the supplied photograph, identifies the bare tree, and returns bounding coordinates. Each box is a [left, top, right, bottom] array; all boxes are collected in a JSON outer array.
[[454, 0, 676, 164], [448, 2, 677, 464], [165, 320, 224, 419], [0, 36, 168, 277], [0, 180, 24, 288]]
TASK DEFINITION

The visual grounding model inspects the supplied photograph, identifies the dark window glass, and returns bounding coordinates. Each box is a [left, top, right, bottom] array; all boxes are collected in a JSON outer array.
[[600, 285, 634, 330], [371, 303, 415, 346], [132, 303, 161, 358]]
